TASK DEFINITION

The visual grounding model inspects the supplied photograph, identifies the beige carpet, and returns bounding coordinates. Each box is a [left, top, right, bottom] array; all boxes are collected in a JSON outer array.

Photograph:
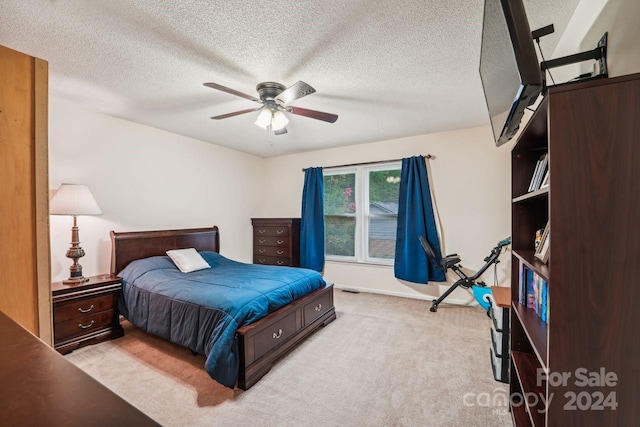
[[66, 290, 512, 427]]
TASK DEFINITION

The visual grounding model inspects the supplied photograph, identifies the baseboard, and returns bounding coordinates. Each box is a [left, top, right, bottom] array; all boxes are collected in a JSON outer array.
[[332, 283, 478, 306]]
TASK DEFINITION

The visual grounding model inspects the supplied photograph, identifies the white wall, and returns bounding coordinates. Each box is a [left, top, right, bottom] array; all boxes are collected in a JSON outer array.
[[551, 0, 640, 82], [580, 0, 640, 77], [49, 101, 264, 282], [49, 100, 511, 304], [260, 126, 513, 304]]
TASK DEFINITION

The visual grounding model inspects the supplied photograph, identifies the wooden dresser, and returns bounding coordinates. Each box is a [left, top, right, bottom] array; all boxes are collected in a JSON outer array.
[[251, 218, 300, 267], [0, 310, 159, 426], [52, 274, 124, 354]]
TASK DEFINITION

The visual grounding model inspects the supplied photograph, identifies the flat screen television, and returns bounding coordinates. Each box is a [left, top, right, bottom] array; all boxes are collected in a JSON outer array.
[[479, 0, 542, 146]]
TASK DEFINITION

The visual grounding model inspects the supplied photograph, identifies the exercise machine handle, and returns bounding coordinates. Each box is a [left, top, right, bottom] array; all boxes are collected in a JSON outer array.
[[496, 237, 511, 248]]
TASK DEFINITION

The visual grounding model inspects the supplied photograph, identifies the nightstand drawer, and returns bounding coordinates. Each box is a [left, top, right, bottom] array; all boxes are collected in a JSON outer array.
[[54, 293, 114, 323], [254, 246, 290, 257], [52, 274, 124, 354], [254, 226, 289, 237], [303, 289, 333, 327], [253, 311, 297, 360], [54, 310, 114, 342]]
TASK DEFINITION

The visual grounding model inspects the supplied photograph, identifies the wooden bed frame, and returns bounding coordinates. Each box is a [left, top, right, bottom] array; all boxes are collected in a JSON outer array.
[[110, 226, 336, 390]]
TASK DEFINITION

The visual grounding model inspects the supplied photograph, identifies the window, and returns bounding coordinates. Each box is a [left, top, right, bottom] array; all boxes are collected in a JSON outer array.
[[323, 163, 401, 264]]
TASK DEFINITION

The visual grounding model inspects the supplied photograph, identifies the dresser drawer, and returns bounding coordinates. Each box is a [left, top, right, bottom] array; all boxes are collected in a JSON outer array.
[[54, 310, 114, 342], [54, 293, 114, 323], [254, 255, 290, 266], [253, 311, 297, 360], [254, 226, 289, 237], [254, 236, 289, 247], [254, 246, 290, 257], [303, 289, 333, 327]]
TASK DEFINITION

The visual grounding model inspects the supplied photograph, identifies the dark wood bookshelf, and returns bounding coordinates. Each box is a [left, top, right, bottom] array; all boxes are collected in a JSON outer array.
[[512, 351, 546, 427], [513, 250, 549, 282], [512, 187, 549, 204], [509, 73, 640, 426], [512, 303, 547, 368], [511, 404, 533, 427]]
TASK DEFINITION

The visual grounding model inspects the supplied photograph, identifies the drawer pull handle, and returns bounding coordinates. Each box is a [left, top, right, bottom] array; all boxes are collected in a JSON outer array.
[[276, 240, 284, 245], [258, 259, 266, 263], [276, 230, 284, 234], [77, 304, 94, 313], [258, 249, 266, 253], [273, 329, 282, 339], [258, 239, 266, 244], [276, 250, 284, 255], [277, 261, 285, 265], [258, 229, 266, 234], [78, 320, 95, 329], [315, 303, 322, 312]]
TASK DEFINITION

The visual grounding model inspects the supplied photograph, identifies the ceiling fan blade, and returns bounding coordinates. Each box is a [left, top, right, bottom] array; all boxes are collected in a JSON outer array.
[[288, 106, 338, 123], [274, 127, 288, 136], [203, 82, 261, 103], [210, 108, 261, 120], [276, 81, 316, 105]]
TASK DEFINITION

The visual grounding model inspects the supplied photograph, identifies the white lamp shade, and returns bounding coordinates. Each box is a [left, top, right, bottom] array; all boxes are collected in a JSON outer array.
[[254, 108, 272, 129], [271, 110, 289, 131], [50, 184, 102, 215]]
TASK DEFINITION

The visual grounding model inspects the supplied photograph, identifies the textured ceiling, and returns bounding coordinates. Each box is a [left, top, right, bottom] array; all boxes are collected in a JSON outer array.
[[1, 0, 579, 157]]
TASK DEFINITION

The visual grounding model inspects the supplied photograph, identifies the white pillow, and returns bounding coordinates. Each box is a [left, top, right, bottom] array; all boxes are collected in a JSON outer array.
[[166, 248, 211, 273]]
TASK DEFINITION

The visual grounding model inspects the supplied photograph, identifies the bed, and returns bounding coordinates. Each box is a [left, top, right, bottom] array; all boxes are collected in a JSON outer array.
[[110, 226, 336, 390]]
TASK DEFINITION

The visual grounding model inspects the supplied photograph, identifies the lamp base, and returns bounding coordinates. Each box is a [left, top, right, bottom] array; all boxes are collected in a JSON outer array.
[[63, 218, 89, 285], [62, 276, 90, 285]]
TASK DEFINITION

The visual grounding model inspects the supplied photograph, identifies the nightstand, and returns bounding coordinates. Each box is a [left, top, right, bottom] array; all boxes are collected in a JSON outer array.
[[52, 274, 124, 354]]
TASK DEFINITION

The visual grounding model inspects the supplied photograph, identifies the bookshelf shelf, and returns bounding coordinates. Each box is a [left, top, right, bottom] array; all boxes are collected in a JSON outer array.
[[509, 73, 640, 426], [513, 250, 549, 282], [512, 303, 547, 369], [513, 187, 549, 204], [511, 403, 533, 427], [512, 351, 546, 427]]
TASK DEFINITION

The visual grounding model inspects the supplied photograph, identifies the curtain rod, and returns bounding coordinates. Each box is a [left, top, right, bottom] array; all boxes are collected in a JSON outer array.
[[301, 154, 434, 172]]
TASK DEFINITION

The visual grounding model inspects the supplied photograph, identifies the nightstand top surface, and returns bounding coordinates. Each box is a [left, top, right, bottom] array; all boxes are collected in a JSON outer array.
[[52, 274, 121, 295]]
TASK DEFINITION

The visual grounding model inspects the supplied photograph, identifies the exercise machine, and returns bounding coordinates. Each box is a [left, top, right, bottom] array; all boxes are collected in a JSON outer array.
[[419, 236, 511, 312]]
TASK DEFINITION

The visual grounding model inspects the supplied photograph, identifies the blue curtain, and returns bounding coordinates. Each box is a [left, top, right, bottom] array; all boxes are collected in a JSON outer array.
[[300, 167, 325, 272], [394, 156, 446, 283]]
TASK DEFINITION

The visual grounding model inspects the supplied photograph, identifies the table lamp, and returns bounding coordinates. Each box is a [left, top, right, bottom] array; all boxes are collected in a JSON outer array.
[[50, 184, 102, 284]]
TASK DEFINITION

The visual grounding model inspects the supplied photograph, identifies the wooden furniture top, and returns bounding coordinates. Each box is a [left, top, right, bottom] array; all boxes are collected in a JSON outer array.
[[0, 310, 159, 426], [51, 274, 121, 297], [110, 226, 220, 274], [491, 286, 511, 308]]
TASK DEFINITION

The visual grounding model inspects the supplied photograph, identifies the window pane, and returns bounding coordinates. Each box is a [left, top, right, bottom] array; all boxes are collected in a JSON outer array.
[[325, 215, 356, 257], [368, 169, 401, 259], [323, 173, 356, 257]]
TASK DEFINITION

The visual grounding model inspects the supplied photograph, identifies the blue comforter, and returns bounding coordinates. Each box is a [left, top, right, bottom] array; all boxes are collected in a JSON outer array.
[[118, 251, 326, 387]]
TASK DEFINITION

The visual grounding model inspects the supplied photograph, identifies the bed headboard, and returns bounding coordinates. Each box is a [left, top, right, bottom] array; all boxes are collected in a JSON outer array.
[[110, 226, 220, 274]]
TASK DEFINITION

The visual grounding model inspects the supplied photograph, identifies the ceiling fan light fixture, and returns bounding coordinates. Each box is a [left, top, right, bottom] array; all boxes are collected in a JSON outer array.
[[271, 110, 289, 131], [254, 108, 272, 129]]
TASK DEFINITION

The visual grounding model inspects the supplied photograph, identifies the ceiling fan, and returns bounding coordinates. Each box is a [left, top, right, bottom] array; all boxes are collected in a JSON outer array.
[[203, 81, 338, 135]]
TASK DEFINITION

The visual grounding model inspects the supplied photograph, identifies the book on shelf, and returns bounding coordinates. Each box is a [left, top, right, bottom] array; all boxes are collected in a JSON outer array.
[[540, 169, 550, 188], [521, 267, 548, 322], [534, 227, 544, 250], [534, 221, 550, 264], [528, 153, 548, 192]]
